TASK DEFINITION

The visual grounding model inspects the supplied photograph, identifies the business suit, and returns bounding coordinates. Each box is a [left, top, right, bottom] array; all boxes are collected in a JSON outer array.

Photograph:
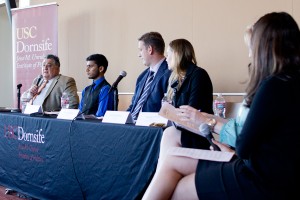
[[23, 74, 79, 111], [128, 60, 171, 113], [172, 63, 213, 149]]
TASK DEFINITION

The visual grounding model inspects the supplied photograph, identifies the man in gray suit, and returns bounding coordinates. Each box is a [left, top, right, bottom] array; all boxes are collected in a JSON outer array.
[[22, 54, 79, 111]]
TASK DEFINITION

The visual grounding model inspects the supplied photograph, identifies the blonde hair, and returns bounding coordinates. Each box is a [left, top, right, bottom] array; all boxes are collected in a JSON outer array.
[[166, 39, 197, 101]]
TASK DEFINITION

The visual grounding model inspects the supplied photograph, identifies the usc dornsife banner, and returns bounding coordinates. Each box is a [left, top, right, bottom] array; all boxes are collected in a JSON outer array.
[[11, 3, 58, 106]]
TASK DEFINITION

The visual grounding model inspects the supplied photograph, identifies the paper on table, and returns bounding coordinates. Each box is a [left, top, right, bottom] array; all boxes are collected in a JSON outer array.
[[168, 147, 234, 162], [158, 103, 199, 134]]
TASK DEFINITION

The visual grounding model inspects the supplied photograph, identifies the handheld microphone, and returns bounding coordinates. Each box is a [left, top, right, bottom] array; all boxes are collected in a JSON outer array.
[[17, 84, 22, 89], [110, 71, 127, 90], [36, 75, 43, 86], [199, 123, 221, 151]]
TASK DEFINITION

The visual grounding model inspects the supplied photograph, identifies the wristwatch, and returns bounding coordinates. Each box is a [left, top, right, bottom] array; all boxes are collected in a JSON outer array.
[[206, 118, 217, 132]]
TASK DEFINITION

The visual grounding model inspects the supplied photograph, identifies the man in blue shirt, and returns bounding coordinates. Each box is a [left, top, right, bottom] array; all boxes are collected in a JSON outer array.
[[79, 54, 113, 117]]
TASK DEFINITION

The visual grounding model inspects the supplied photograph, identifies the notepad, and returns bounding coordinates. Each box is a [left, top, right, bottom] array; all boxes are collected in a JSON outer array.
[[168, 147, 234, 162]]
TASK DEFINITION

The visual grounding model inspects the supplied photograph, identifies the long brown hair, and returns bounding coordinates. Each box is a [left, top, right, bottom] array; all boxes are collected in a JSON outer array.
[[166, 39, 197, 100], [245, 12, 300, 106]]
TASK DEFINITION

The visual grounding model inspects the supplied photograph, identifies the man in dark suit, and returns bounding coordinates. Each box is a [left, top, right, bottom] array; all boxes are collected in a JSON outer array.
[[127, 32, 171, 120]]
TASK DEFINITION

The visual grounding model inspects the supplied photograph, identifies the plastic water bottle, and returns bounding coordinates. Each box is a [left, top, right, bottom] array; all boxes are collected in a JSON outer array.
[[61, 92, 70, 109], [21, 93, 32, 113], [213, 93, 226, 118]]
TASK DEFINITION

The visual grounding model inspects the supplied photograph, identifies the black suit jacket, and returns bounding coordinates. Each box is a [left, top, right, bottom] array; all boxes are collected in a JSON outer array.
[[172, 63, 214, 149], [127, 60, 171, 113]]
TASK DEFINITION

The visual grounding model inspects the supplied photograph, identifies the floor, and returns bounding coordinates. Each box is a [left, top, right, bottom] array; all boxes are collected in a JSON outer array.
[[0, 186, 31, 200]]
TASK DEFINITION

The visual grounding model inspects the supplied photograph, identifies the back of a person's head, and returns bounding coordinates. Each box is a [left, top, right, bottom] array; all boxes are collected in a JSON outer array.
[[246, 12, 300, 106], [169, 39, 197, 73], [45, 54, 60, 67], [86, 54, 108, 73], [138, 32, 165, 55], [251, 12, 300, 75]]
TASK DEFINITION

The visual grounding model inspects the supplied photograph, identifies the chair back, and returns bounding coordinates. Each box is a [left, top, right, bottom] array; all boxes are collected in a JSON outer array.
[[226, 102, 243, 118]]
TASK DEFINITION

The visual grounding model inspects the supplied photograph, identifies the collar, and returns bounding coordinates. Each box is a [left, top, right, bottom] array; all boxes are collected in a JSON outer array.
[[149, 58, 165, 74], [93, 76, 105, 86]]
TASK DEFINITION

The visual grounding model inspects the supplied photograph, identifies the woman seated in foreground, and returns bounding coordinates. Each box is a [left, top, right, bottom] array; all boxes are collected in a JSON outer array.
[[157, 26, 253, 165], [143, 11, 300, 200]]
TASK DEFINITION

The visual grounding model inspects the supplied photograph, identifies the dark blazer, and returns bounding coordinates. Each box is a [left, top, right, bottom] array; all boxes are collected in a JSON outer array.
[[172, 63, 213, 113], [127, 60, 171, 113], [172, 63, 213, 149]]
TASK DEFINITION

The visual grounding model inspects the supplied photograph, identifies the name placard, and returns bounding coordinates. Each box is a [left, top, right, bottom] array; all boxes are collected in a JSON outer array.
[[102, 111, 133, 124], [135, 112, 168, 127], [24, 104, 42, 114], [57, 109, 80, 120]]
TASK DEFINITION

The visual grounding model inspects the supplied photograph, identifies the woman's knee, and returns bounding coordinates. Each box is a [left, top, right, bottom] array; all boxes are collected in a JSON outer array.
[[172, 173, 198, 200], [161, 126, 181, 146]]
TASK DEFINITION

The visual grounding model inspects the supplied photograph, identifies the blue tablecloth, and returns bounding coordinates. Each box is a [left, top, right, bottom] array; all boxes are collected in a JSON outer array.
[[0, 112, 163, 200]]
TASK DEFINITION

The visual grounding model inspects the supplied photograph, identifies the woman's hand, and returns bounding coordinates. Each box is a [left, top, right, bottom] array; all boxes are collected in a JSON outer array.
[[176, 105, 209, 128], [176, 105, 228, 134], [211, 139, 235, 153]]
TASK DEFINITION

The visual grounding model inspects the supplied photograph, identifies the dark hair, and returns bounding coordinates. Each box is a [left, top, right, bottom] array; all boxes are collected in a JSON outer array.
[[86, 54, 108, 73], [245, 12, 300, 106], [138, 32, 165, 55], [45, 54, 60, 67]]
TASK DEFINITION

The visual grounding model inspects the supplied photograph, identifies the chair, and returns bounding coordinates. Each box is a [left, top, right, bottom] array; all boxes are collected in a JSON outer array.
[[225, 102, 243, 119]]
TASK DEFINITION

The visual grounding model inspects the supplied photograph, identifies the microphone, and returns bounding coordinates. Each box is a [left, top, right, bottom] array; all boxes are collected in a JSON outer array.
[[199, 123, 221, 151], [109, 71, 127, 110], [11, 84, 22, 112], [110, 71, 127, 90], [36, 75, 43, 86]]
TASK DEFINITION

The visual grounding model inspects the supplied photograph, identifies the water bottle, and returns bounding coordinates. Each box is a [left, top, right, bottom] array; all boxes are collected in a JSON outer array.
[[213, 93, 226, 118], [21, 93, 32, 113], [61, 92, 70, 109]]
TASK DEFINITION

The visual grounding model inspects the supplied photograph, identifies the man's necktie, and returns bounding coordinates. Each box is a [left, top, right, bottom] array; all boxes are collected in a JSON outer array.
[[30, 80, 48, 104], [131, 71, 155, 120]]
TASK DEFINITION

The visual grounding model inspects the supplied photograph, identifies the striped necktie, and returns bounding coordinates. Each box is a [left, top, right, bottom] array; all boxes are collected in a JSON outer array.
[[131, 71, 155, 120]]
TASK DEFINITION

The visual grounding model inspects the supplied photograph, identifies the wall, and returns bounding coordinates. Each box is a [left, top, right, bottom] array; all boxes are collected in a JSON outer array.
[[1, 0, 299, 107], [0, 5, 13, 107]]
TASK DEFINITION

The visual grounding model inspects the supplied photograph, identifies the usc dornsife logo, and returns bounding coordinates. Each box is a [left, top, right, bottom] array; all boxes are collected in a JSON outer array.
[[16, 26, 37, 40], [15, 26, 53, 53], [4, 125, 45, 144]]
